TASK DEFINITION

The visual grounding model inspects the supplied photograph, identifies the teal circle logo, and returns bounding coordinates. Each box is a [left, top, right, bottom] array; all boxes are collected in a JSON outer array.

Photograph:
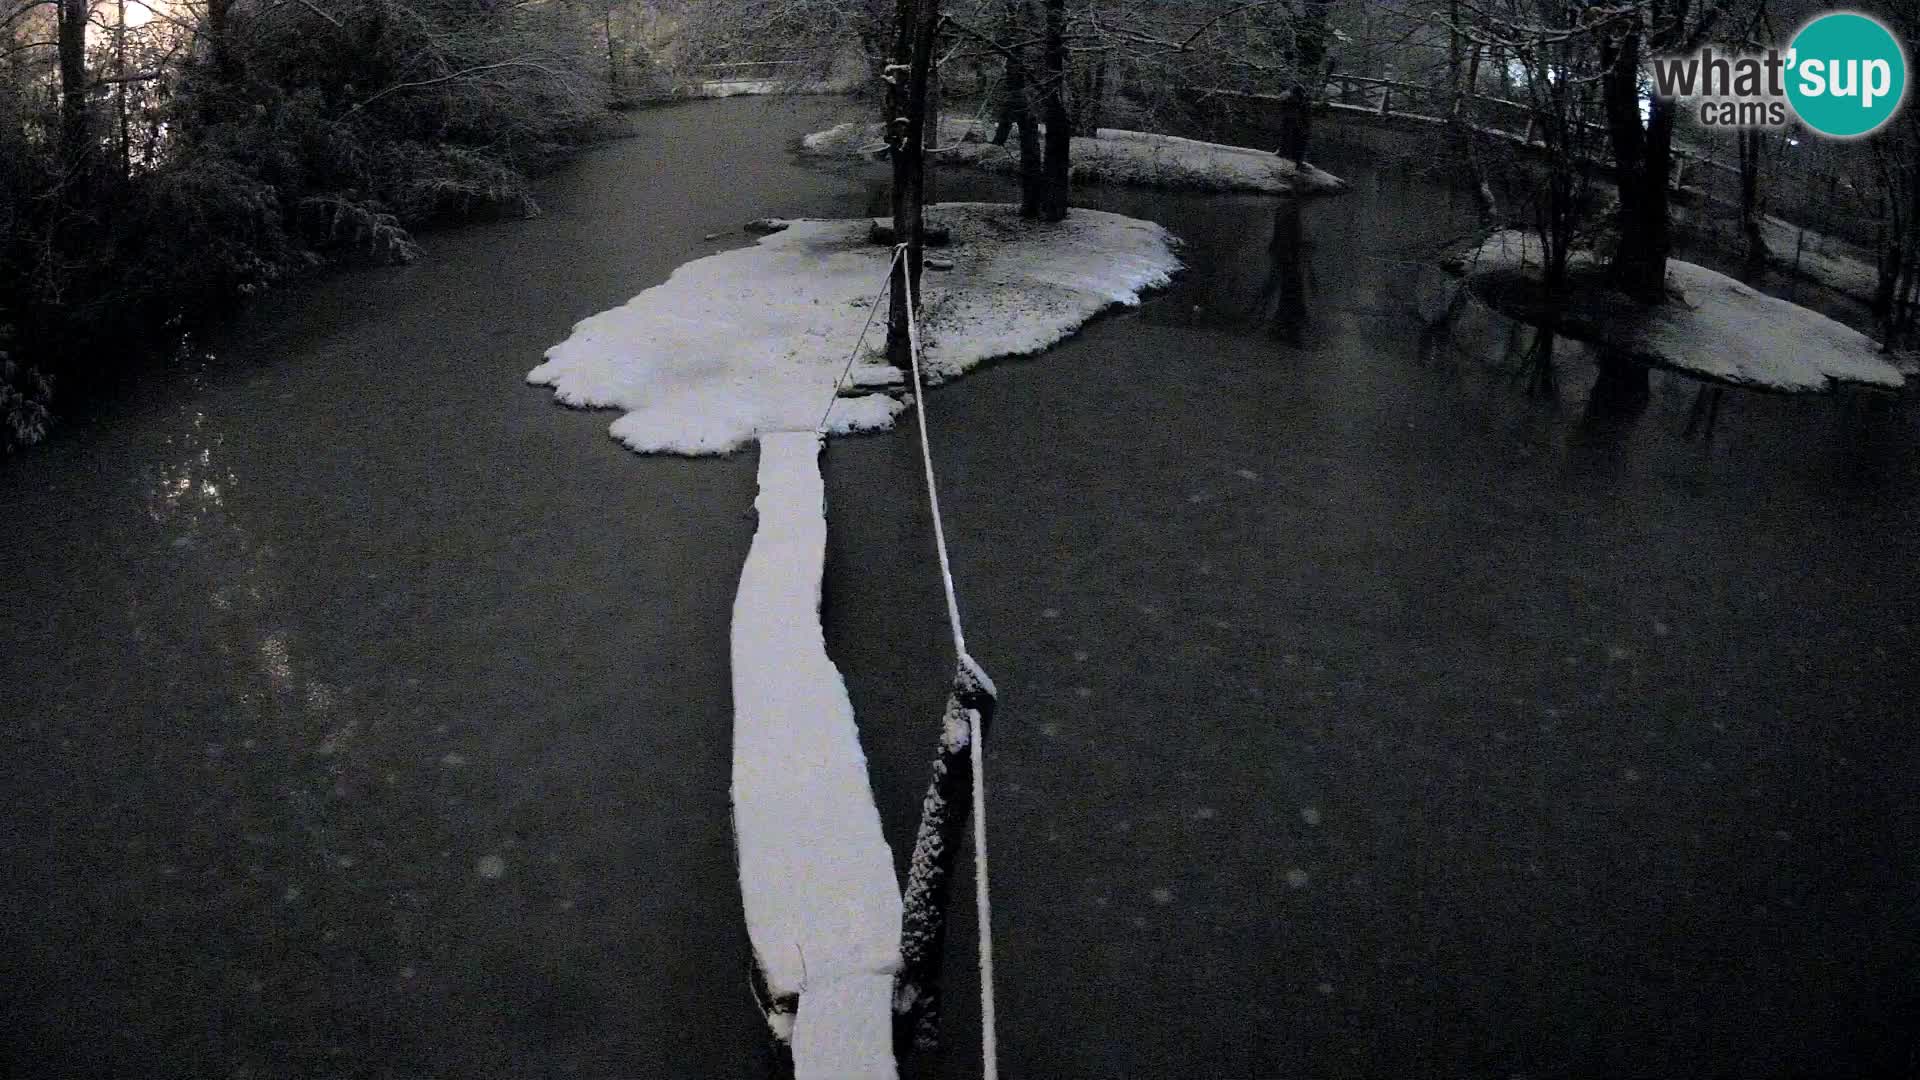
[[1786, 12, 1907, 137]]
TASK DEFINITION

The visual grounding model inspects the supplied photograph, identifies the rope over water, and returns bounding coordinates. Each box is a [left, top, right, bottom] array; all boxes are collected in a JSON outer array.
[[809, 242, 1001, 1080], [900, 245, 999, 1080]]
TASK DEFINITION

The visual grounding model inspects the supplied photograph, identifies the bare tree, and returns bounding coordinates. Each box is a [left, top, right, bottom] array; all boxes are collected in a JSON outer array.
[[1594, 0, 1727, 301]]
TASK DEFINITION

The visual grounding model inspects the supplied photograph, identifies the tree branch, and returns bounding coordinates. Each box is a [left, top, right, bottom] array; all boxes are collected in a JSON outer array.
[[345, 58, 568, 115]]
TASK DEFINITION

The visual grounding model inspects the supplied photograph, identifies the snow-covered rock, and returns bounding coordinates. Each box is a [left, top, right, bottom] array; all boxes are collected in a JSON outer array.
[[801, 116, 1348, 196], [1447, 230, 1906, 394], [528, 202, 1182, 454]]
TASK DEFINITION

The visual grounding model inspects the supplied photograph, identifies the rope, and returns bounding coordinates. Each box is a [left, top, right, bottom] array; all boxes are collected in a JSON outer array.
[[927, 75, 1003, 155], [814, 246, 907, 435], [968, 686, 998, 1080], [898, 246, 998, 1080], [899, 244, 965, 657]]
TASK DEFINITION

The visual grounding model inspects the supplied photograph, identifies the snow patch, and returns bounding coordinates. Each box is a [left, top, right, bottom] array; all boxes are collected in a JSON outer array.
[[1752, 215, 1878, 304], [1449, 230, 1906, 393], [528, 203, 1180, 455], [791, 973, 896, 1080], [803, 117, 1347, 196], [731, 432, 900, 1075]]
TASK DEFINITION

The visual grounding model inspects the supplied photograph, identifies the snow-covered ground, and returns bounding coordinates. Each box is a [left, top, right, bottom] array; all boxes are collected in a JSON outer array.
[[1758, 216, 1881, 304], [695, 79, 780, 97], [801, 116, 1348, 196], [686, 78, 856, 99], [1679, 208, 1884, 307], [1445, 230, 1907, 393], [731, 431, 899, 1078], [528, 202, 1182, 454]]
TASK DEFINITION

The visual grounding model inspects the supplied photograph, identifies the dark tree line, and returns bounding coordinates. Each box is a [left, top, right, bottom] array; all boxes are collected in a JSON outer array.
[[1, 0, 610, 448], [693, 0, 1339, 224]]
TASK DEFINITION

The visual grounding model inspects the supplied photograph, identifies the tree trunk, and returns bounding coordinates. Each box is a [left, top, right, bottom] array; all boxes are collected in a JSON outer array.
[[927, 48, 940, 175], [1008, 54, 1041, 216], [1447, 0, 1462, 113], [1875, 238, 1902, 323], [1738, 128, 1768, 264], [605, 5, 619, 99], [206, 0, 233, 78], [1462, 44, 1482, 114], [1016, 108, 1042, 217], [1036, 0, 1069, 221], [994, 0, 1041, 215], [1598, 24, 1673, 303], [1893, 243, 1920, 346], [116, 0, 130, 174], [886, 0, 915, 367], [991, 70, 1014, 147], [57, 0, 89, 168], [886, 0, 939, 368], [1085, 56, 1106, 135], [1276, 85, 1309, 165], [1277, 1, 1329, 166]]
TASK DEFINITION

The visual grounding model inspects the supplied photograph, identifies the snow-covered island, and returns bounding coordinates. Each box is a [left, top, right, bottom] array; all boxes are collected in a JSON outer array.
[[801, 116, 1348, 197], [528, 201, 1182, 454], [527, 203, 1180, 1078], [1437, 230, 1909, 394]]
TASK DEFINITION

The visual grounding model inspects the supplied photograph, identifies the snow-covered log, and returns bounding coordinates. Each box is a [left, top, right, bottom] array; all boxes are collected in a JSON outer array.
[[893, 654, 998, 1051], [731, 431, 902, 1080]]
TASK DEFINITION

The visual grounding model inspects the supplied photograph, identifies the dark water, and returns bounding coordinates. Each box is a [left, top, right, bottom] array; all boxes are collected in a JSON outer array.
[[4, 97, 1919, 1079]]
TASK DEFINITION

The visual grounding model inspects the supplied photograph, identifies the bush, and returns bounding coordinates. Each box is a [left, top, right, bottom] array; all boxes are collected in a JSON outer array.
[[0, 0, 608, 435], [0, 325, 52, 453]]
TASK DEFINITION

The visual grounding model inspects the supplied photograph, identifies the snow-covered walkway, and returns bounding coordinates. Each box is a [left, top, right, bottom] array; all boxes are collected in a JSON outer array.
[[731, 431, 900, 1079]]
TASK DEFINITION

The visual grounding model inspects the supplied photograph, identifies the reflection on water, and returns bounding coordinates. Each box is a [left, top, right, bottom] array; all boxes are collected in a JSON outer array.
[[134, 358, 345, 755], [1259, 201, 1309, 343]]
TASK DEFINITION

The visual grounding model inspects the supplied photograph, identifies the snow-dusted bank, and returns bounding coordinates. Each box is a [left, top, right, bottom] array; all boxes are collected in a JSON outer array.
[[732, 431, 899, 1079], [684, 77, 859, 99], [528, 202, 1182, 454], [1441, 230, 1907, 394], [801, 116, 1347, 196]]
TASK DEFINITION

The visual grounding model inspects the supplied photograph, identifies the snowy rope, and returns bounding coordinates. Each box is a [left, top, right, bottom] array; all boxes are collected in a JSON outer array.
[[815, 245, 906, 435], [966, 675, 998, 1080], [898, 247, 966, 659], [898, 246, 998, 1080]]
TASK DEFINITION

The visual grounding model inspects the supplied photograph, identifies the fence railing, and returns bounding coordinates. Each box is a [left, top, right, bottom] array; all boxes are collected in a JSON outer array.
[[1214, 72, 1883, 255]]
